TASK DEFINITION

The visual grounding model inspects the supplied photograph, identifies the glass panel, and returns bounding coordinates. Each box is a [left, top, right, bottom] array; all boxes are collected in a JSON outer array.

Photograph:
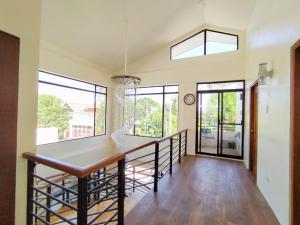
[[37, 83, 94, 144], [164, 85, 179, 93], [164, 94, 178, 136], [136, 87, 163, 94], [123, 95, 135, 135], [198, 81, 244, 91], [39, 71, 95, 91], [199, 93, 219, 154], [221, 125, 242, 157], [222, 92, 243, 124], [206, 31, 238, 55], [125, 88, 135, 95], [171, 32, 205, 60], [95, 94, 106, 135], [96, 86, 107, 94], [135, 95, 163, 137]]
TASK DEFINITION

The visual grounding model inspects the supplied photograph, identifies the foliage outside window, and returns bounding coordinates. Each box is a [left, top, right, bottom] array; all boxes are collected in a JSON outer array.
[[198, 81, 244, 133], [124, 86, 179, 138], [202, 93, 238, 132], [37, 71, 107, 145]]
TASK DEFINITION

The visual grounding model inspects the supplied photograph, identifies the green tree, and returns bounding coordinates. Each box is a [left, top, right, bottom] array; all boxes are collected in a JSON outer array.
[[123, 96, 135, 134], [223, 92, 237, 123], [123, 95, 179, 137], [38, 94, 71, 139], [135, 97, 163, 137], [202, 93, 237, 131], [164, 95, 178, 136], [96, 96, 106, 134]]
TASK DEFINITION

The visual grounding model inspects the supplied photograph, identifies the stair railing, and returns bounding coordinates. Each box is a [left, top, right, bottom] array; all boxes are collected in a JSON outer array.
[[23, 129, 188, 225]]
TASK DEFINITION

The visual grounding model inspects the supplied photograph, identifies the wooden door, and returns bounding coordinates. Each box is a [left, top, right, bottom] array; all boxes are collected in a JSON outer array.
[[0, 30, 20, 225], [291, 40, 300, 225], [249, 81, 258, 181]]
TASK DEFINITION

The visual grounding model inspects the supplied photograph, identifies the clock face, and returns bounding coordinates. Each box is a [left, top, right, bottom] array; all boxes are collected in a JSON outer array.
[[184, 94, 195, 105]]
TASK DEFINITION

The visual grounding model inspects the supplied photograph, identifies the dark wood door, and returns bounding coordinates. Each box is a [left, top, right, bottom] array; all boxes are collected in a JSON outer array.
[[292, 40, 300, 225], [0, 30, 20, 225], [249, 81, 258, 181]]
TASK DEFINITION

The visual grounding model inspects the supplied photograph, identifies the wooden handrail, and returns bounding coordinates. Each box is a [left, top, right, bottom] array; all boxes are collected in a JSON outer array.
[[124, 141, 157, 155], [124, 129, 188, 155], [23, 152, 125, 178], [156, 129, 188, 143], [23, 129, 188, 178]]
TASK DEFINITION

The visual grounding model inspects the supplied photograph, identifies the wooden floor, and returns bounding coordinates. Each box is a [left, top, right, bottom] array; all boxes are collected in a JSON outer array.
[[125, 156, 280, 225]]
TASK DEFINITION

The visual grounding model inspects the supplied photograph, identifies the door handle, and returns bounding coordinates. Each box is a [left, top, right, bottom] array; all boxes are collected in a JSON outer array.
[[250, 129, 254, 133]]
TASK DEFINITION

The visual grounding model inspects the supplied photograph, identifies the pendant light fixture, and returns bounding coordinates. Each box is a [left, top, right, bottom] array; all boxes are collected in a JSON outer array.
[[111, 8, 141, 87]]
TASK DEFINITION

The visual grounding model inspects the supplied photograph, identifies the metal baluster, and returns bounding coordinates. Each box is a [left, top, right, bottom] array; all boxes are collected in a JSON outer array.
[[62, 179, 65, 202], [87, 175, 91, 204], [46, 186, 51, 222], [34, 190, 38, 224], [118, 159, 125, 225], [170, 137, 173, 174], [77, 177, 88, 225], [26, 160, 36, 225], [179, 133, 182, 163], [185, 130, 188, 156], [133, 166, 136, 192], [154, 142, 159, 192], [104, 167, 108, 196]]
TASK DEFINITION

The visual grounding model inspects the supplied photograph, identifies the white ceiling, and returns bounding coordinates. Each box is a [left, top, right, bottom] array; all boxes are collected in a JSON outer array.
[[41, 0, 255, 70]]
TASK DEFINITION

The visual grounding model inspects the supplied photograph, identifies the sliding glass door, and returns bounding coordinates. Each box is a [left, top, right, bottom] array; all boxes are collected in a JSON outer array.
[[198, 93, 220, 155], [196, 81, 245, 159]]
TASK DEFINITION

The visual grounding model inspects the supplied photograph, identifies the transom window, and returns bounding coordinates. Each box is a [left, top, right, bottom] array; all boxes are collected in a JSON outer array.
[[37, 71, 107, 145], [124, 85, 179, 138], [171, 29, 238, 60]]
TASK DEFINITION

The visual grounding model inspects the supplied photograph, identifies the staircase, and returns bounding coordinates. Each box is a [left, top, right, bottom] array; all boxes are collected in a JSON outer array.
[[23, 129, 188, 225]]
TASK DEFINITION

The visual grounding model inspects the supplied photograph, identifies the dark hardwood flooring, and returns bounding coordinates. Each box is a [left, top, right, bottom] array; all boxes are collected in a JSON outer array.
[[125, 156, 280, 225]]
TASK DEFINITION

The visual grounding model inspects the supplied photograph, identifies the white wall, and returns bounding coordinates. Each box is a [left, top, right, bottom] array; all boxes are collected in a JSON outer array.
[[244, 0, 300, 224], [113, 25, 246, 156], [0, 0, 41, 223], [38, 41, 116, 160]]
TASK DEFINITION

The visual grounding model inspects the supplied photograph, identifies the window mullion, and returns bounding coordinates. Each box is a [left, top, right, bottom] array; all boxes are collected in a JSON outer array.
[[133, 88, 137, 136], [162, 86, 165, 138], [93, 85, 97, 136]]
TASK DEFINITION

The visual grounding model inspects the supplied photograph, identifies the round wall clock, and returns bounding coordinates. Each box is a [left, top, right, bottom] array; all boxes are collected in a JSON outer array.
[[184, 94, 195, 105]]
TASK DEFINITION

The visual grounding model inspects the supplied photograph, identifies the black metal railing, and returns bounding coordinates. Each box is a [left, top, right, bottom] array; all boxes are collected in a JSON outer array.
[[124, 129, 188, 195], [24, 152, 125, 225], [23, 129, 188, 225]]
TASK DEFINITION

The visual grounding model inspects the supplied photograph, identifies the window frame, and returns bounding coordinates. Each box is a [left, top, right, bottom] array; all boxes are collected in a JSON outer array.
[[170, 29, 239, 60], [123, 85, 179, 138], [37, 70, 107, 145]]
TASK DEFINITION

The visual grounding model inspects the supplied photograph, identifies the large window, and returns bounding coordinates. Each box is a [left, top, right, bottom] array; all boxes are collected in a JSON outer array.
[[124, 85, 179, 138], [171, 29, 238, 60], [37, 71, 107, 145]]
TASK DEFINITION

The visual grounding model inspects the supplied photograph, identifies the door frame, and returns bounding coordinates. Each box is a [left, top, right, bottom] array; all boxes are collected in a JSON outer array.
[[290, 39, 300, 225], [195, 80, 245, 160], [249, 80, 258, 181]]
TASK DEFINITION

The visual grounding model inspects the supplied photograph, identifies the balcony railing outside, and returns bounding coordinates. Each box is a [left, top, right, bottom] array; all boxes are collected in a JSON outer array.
[[23, 129, 188, 225]]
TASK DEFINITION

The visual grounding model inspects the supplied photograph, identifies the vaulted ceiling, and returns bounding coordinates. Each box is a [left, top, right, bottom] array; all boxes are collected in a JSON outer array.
[[41, 0, 255, 70]]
